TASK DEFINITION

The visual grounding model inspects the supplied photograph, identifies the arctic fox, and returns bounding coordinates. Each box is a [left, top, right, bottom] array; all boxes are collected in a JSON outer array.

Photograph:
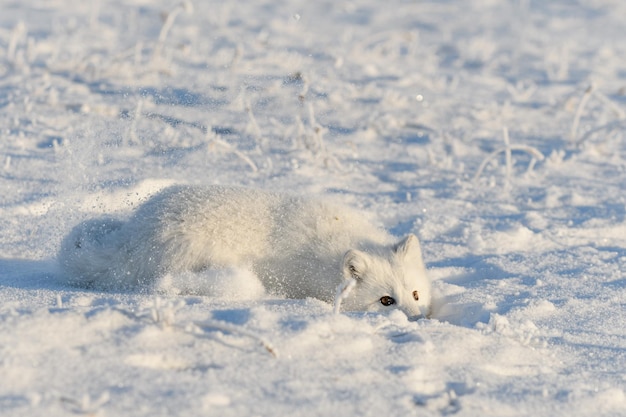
[[58, 185, 431, 318]]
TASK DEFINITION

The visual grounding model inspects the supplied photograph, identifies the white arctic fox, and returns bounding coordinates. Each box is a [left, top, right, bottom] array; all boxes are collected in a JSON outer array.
[[58, 185, 431, 318]]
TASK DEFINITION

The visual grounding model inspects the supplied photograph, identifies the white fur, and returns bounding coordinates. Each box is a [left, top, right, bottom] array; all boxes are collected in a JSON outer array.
[[58, 185, 431, 318], [157, 267, 266, 299]]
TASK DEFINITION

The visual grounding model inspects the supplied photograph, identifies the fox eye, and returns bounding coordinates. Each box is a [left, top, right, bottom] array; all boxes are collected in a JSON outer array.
[[380, 296, 396, 306], [413, 290, 419, 301]]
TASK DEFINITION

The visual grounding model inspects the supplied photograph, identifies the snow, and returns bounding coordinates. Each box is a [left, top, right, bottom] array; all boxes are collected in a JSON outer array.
[[1, 0, 626, 415]]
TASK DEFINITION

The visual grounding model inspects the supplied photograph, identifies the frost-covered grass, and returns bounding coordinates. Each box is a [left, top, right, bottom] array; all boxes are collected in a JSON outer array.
[[1, 0, 626, 415]]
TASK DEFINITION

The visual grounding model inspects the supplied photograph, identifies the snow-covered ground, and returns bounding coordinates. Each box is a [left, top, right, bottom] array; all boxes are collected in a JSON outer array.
[[1, 0, 626, 415]]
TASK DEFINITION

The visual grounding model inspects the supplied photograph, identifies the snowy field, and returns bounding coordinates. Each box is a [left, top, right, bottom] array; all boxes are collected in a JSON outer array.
[[1, 0, 626, 415]]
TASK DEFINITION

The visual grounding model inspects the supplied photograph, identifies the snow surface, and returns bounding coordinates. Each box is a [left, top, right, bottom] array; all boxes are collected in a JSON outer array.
[[1, 0, 626, 415]]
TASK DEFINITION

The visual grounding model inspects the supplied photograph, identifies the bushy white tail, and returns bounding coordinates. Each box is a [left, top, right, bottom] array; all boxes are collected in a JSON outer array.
[[57, 218, 127, 289]]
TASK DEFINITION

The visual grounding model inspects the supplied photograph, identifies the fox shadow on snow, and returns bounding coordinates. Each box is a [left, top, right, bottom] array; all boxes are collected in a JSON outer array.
[[0, 258, 61, 290]]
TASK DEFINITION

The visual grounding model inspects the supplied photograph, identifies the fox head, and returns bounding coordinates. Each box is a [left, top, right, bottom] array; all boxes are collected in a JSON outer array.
[[340, 234, 431, 319]]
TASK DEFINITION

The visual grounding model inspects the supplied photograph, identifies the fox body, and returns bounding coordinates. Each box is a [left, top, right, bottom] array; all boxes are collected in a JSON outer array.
[[58, 185, 431, 318]]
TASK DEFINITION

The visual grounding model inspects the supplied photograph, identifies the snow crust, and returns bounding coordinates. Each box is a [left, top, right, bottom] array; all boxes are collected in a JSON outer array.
[[1, 0, 626, 415]]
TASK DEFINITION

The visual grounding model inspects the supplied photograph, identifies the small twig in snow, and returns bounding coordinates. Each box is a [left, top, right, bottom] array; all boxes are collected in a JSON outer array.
[[192, 320, 278, 358], [474, 130, 545, 183], [207, 132, 258, 172], [60, 391, 110, 415], [127, 100, 143, 145], [245, 99, 263, 149], [306, 103, 329, 154], [7, 22, 26, 64], [569, 85, 626, 146], [294, 115, 308, 149], [110, 304, 276, 357], [334, 278, 357, 315], [503, 127, 512, 184], [152, 1, 193, 62], [149, 297, 179, 327], [569, 84, 594, 141], [575, 119, 626, 147], [229, 44, 243, 71], [592, 89, 626, 119], [299, 72, 309, 102]]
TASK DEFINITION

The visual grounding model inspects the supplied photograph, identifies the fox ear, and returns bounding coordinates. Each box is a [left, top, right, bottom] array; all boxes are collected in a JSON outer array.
[[395, 234, 425, 265], [342, 249, 369, 280]]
